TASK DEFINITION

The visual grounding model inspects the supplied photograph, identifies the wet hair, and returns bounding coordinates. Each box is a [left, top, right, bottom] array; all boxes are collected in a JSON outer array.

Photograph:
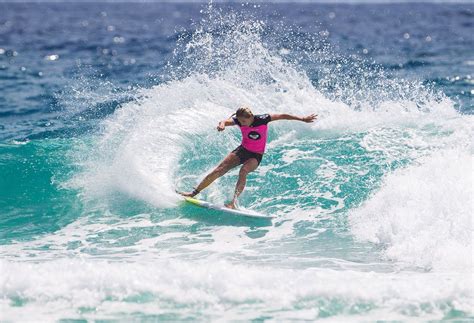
[[231, 106, 253, 119]]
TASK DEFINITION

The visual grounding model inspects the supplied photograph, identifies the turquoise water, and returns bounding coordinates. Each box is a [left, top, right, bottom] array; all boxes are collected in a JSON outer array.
[[1, 2, 473, 321]]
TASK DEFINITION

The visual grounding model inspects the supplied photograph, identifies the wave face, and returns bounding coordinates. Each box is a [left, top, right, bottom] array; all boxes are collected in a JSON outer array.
[[1, 3, 472, 321]]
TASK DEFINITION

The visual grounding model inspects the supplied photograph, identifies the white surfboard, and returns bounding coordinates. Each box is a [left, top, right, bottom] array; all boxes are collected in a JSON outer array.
[[182, 196, 275, 219]]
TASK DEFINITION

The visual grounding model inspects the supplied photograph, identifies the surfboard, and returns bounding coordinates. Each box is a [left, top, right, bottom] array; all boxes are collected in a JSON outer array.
[[182, 196, 275, 219]]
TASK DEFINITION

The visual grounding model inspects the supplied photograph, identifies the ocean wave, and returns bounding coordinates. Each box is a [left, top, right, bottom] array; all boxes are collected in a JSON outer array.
[[349, 145, 473, 272], [1, 258, 472, 321]]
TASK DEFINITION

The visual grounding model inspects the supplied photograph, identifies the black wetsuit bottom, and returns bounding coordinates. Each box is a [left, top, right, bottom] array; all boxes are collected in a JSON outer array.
[[232, 145, 263, 165]]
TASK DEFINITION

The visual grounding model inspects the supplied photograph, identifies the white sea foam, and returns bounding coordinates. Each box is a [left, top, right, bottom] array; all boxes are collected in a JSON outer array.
[[349, 147, 473, 272], [0, 258, 472, 321]]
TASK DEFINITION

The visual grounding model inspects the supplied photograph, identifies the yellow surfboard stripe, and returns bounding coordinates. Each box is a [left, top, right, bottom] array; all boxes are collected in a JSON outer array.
[[184, 197, 203, 206]]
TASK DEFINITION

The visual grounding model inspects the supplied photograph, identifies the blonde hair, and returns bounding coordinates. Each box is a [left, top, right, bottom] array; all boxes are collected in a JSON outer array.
[[231, 106, 253, 119]]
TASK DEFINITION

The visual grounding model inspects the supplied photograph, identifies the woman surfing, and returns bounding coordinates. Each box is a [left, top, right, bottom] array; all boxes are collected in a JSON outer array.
[[179, 107, 317, 209]]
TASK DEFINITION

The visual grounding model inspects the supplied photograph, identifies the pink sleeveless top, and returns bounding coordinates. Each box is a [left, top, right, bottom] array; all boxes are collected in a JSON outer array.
[[232, 114, 271, 154]]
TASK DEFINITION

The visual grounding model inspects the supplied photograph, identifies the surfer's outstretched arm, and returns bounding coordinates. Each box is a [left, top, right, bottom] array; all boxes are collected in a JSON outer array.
[[270, 113, 317, 123]]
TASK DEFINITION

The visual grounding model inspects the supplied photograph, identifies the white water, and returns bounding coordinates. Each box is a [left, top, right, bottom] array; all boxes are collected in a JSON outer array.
[[1, 258, 472, 321], [350, 147, 473, 272]]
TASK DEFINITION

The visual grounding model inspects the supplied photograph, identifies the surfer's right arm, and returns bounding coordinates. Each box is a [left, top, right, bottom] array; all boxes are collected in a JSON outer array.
[[217, 118, 236, 132]]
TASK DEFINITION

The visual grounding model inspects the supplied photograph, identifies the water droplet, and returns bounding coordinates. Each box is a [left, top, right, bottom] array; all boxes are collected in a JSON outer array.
[[6, 50, 18, 57], [425, 35, 432, 42], [113, 36, 125, 44], [403, 33, 410, 39], [45, 54, 59, 61], [329, 12, 336, 19], [279, 48, 290, 55], [319, 30, 330, 37], [107, 25, 115, 32]]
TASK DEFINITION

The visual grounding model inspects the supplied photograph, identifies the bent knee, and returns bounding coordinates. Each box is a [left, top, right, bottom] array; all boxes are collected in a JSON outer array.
[[240, 165, 257, 175]]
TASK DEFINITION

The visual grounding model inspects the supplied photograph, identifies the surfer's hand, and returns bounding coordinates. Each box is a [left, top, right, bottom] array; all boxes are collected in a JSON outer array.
[[217, 122, 225, 131], [302, 114, 317, 123]]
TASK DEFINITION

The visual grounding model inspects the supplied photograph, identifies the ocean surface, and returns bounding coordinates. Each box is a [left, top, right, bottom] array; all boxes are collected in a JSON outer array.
[[1, 2, 473, 321]]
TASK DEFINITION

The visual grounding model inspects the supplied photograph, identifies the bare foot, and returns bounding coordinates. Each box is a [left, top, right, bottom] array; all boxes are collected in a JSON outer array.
[[225, 201, 236, 209], [176, 190, 198, 197]]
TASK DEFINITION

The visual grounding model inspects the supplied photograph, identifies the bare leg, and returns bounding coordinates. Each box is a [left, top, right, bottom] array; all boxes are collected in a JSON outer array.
[[225, 158, 259, 209], [179, 152, 240, 197]]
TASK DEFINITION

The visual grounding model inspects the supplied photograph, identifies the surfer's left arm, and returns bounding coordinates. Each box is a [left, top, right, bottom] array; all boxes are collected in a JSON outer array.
[[270, 113, 317, 123]]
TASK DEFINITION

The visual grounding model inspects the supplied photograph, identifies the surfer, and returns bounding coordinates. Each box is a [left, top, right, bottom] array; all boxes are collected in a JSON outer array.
[[179, 107, 317, 209]]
